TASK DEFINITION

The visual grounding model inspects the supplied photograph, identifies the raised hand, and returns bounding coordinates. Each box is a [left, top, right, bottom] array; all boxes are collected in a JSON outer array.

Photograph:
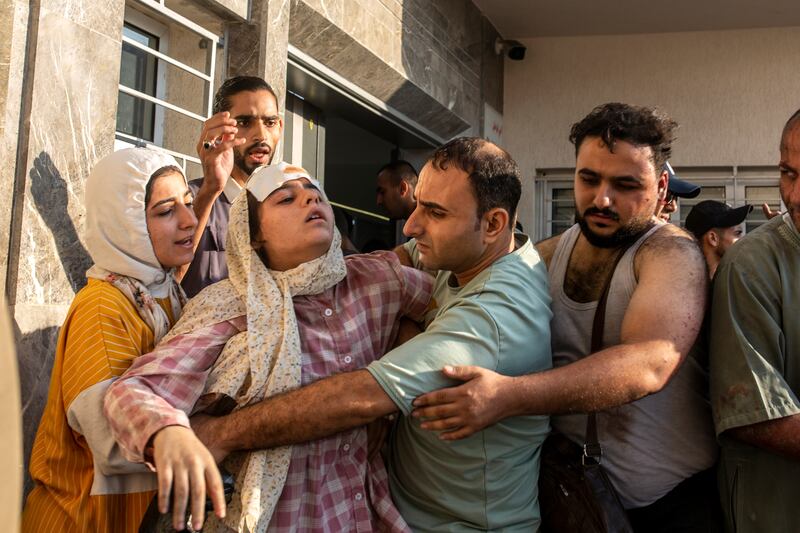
[[196, 111, 246, 194]]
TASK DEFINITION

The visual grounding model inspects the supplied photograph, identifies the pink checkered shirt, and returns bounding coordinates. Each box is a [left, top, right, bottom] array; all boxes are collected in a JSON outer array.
[[105, 252, 432, 532]]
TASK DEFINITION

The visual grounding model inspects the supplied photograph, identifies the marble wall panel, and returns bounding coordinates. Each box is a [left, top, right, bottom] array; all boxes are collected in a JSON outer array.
[[0, 0, 29, 286], [15, 303, 67, 496], [291, 0, 485, 138], [205, 0, 248, 20], [291, 0, 499, 138], [9, 0, 125, 495], [40, 0, 125, 41], [227, 0, 290, 122]]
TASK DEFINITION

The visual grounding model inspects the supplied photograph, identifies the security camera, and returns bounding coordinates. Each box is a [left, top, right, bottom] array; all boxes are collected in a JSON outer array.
[[495, 38, 526, 61]]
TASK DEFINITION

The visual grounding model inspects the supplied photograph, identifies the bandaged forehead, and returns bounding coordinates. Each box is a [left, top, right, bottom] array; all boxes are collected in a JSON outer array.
[[246, 162, 326, 202]]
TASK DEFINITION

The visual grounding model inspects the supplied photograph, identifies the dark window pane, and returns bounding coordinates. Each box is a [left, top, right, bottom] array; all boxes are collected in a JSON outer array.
[[116, 23, 159, 141]]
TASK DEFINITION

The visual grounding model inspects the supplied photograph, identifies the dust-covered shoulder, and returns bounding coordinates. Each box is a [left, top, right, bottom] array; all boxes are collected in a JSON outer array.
[[635, 223, 706, 280]]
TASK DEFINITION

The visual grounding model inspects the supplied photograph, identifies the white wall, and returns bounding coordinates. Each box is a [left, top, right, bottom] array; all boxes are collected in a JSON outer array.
[[504, 26, 800, 234]]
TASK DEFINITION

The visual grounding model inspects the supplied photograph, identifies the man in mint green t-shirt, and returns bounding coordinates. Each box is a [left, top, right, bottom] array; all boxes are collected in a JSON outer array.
[[186, 137, 553, 531]]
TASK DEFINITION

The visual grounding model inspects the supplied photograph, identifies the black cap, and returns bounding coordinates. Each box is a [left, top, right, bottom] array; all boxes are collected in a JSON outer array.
[[685, 200, 753, 239], [665, 162, 701, 198]]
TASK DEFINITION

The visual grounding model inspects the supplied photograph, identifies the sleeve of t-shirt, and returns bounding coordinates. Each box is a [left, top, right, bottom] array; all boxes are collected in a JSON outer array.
[[367, 299, 499, 416], [710, 254, 800, 435]]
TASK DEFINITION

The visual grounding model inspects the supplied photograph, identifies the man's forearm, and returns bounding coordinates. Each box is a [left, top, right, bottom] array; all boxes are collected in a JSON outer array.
[[191, 182, 222, 251], [504, 340, 683, 416], [212, 369, 397, 453], [726, 414, 800, 460]]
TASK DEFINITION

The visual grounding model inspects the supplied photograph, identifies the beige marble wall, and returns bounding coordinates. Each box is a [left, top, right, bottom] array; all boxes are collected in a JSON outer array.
[[226, 0, 291, 159], [289, 0, 504, 139], [8, 0, 127, 495], [0, 0, 30, 290]]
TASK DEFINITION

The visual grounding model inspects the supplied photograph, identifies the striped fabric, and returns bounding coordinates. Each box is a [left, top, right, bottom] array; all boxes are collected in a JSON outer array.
[[22, 279, 175, 533]]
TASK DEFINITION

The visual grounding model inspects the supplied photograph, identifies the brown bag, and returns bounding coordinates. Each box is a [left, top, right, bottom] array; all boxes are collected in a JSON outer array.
[[538, 242, 636, 533]]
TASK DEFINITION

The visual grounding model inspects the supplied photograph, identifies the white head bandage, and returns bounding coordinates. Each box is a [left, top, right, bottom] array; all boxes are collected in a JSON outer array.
[[246, 161, 326, 202]]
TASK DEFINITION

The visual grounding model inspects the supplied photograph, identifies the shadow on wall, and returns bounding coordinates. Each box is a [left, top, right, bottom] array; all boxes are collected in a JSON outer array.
[[29, 151, 92, 293], [15, 321, 59, 498], [17, 152, 93, 498]]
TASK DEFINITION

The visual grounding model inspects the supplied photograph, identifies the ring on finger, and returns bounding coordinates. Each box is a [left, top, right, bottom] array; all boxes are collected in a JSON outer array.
[[202, 138, 221, 150]]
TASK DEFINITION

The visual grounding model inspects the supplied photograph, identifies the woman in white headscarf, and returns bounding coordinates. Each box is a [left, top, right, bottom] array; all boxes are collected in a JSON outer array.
[[22, 147, 197, 533], [105, 162, 433, 532]]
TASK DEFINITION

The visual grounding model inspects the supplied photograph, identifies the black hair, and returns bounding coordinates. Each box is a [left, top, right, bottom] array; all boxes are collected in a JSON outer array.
[[213, 76, 278, 114], [781, 108, 800, 150], [377, 160, 418, 188], [145, 165, 184, 207], [246, 190, 271, 268], [569, 102, 677, 173], [428, 137, 521, 230]]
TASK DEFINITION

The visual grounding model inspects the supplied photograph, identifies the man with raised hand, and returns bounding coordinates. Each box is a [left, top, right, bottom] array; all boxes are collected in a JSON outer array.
[[181, 76, 283, 297]]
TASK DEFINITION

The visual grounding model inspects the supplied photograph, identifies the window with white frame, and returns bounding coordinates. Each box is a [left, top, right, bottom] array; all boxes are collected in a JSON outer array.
[[114, 0, 222, 178]]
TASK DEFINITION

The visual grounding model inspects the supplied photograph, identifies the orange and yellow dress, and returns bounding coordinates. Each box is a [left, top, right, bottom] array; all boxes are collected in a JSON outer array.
[[22, 279, 175, 533]]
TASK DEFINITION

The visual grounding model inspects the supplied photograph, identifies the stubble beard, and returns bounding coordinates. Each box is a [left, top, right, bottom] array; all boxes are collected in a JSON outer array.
[[234, 143, 275, 176], [575, 209, 654, 249]]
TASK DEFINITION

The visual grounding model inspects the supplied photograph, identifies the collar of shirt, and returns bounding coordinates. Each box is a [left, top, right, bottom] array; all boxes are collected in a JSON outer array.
[[223, 177, 244, 203]]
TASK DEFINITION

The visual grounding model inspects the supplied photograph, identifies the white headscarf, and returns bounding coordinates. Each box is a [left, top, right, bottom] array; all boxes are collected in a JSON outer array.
[[85, 147, 188, 342], [159, 162, 347, 532]]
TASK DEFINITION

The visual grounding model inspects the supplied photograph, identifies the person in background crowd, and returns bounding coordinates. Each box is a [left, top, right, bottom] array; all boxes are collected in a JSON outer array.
[[181, 76, 283, 298], [655, 161, 701, 222], [376, 160, 418, 220], [710, 108, 800, 533], [684, 200, 751, 278], [22, 148, 196, 532], [414, 103, 721, 532]]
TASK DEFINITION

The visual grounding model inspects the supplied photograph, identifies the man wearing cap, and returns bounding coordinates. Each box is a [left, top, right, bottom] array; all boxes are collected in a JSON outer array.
[[685, 200, 751, 278], [181, 76, 283, 298], [655, 162, 702, 222], [709, 109, 800, 532]]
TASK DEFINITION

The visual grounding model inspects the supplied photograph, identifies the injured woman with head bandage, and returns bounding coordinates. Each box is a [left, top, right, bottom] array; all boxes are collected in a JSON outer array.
[[104, 162, 433, 532]]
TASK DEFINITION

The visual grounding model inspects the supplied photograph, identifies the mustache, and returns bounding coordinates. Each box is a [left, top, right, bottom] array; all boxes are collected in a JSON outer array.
[[245, 141, 271, 154], [582, 207, 620, 221]]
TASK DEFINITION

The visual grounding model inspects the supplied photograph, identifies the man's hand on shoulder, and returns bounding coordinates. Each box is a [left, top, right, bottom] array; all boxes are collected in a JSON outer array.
[[152, 425, 226, 531], [412, 365, 515, 440]]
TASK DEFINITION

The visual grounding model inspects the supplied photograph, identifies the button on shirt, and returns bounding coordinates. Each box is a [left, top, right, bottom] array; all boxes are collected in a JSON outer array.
[[106, 252, 433, 532], [181, 178, 243, 298]]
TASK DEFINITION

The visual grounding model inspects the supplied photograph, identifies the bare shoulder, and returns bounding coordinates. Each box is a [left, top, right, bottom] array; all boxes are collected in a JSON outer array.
[[636, 223, 705, 276], [534, 234, 562, 269]]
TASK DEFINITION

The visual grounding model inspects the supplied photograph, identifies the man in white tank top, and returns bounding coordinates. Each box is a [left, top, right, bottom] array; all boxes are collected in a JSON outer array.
[[414, 103, 721, 532]]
